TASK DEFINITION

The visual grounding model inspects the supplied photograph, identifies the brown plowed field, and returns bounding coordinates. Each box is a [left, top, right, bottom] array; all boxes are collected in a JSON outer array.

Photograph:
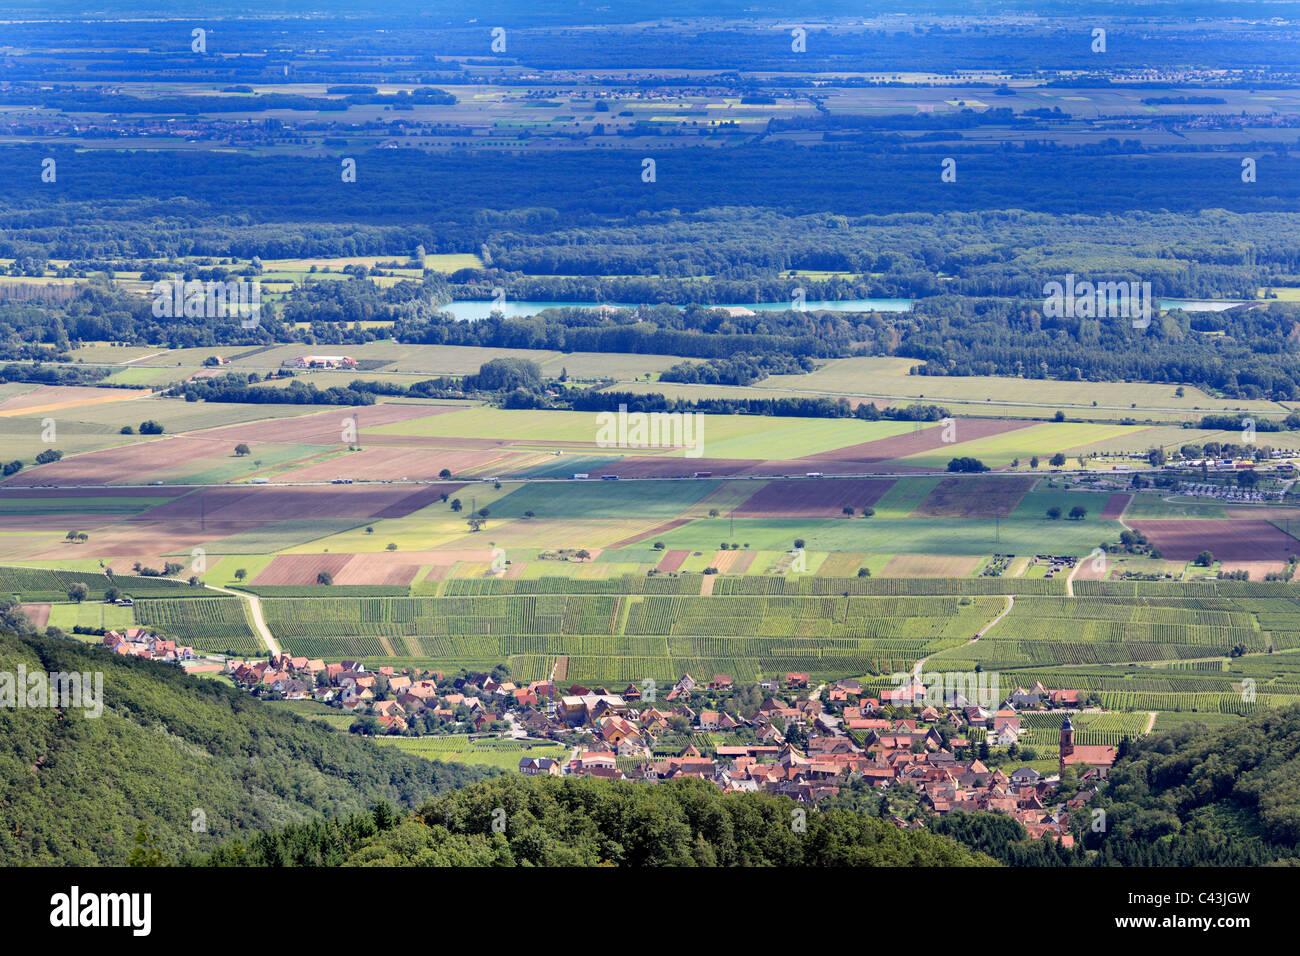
[[913, 476, 1035, 518], [2, 436, 230, 486], [808, 418, 1031, 464], [879, 554, 982, 577], [657, 549, 690, 572], [730, 478, 895, 518], [1130, 518, 1300, 564], [1100, 493, 1132, 520], [131, 484, 453, 525], [19, 604, 51, 629], [331, 554, 421, 585], [253, 553, 353, 585], [605, 518, 692, 549]]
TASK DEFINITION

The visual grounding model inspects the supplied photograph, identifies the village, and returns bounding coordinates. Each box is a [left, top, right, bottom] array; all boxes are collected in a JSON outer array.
[[222, 650, 1120, 845]]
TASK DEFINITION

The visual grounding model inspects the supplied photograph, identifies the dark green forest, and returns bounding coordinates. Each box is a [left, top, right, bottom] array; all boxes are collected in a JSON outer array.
[[0, 619, 488, 865], [195, 772, 996, 867]]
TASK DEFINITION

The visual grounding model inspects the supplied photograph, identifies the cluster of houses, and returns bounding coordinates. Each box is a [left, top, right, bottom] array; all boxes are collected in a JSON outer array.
[[280, 355, 358, 369], [221, 653, 1116, 841], [516, 673, 1115, 844], [225, 654, 543, 735], [101, 628, 197, 664]]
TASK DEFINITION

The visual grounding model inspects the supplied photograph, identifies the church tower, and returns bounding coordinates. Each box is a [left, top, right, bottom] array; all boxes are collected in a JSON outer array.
[[1058, 714, 1075, 773]]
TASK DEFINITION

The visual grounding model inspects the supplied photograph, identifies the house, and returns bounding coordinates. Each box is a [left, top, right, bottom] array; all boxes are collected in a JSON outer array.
[[518, 756, 564, 776], [992, 709, 1021, 732], [709, 674, 732, 690], [785, 673, 810, 688]]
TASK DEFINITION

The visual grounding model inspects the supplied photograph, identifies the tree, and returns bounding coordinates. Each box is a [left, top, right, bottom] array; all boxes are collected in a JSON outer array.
[[139, 420, 164, 435], [1069, 506, 1087, 520], [105, 586, 121, 603], [1049, 453, 1066, 467], [2, 460, 21, 476], [523, 510, 535, 519], [67, 582, 90, 603], [1148, 447, 1166, 467], [466, 517, 485, 532], [386, 543, 397, 551], [1053, 410, 1065, 422], [653, 541, 665, 550], [439, 468, 452, 479], [234, 568, 247, 581], [234, 443, 251, 456], [1194, 550, 1214, 567], [450, 498, 462, 512], [575, 549, 591, 562], [842, 506, 855, 517], [793, 538, 806, 550], [365, 526, 374, 534], [1029, 456, 1040, 469], [857, 567, 871, 577], [860, 507, 875, 517], [1046, 506, 1062, 519], [947, 457, 989, 473], [317, 571, 334, 585], [120, 425, 135, 434], [35, 448, 63, 465], [708, 509, 720, 518]]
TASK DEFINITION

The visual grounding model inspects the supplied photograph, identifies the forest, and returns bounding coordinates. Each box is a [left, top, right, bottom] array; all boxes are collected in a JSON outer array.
[[193, 773, 995, 867], [0, 618, 487, 865]]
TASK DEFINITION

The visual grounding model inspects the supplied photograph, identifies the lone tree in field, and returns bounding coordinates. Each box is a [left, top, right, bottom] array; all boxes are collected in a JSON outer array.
[[105, 586, 121, 603], [575, 549, 591, 562], [793, 538, 806, 550], [439, 469, 452, 479], [1069, 506, 1088, 520], [1029, 456, 1040, 469], [1046, 506, 1062, 519], [860, 507, 875, 517], [67, 582, 89, 603], [234, 443, 251, 457], [450, 499, 462, 512], [317, 571, 334, 585], [947, 457, 990, 473], [708, 509, 720, 518], [1049, 453, 1066, 467], [523, 510, 535, 519], [365, 526, 374, 534], [842, 507, 855, 517], [386, 543, 397, 551], [1194, 550, 1214, 567], [466, 517, 485, 532], [857, 567, 871, 577], [234, 568, 247, 581]]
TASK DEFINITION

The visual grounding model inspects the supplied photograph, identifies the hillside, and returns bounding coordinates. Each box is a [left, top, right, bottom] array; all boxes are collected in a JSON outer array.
[[0, 621, 489, 865], [1081, 705, 1300, 866], [197, 773, 996, 867]]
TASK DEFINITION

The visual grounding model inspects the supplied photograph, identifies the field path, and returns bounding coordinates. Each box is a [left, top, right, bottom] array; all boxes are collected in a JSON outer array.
[[209, 584, 280, 656], [908, 594, 1014, 682], [1145, 711, 1157, 735]]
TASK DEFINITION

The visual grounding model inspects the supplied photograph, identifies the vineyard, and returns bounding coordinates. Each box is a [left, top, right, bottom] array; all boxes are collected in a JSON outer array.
[[134, 597, 261, 654], [0, 565, 195, 602]]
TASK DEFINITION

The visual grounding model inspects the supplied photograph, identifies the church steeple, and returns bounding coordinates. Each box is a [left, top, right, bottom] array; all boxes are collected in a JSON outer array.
[[1058, 714, 1075, 773]]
